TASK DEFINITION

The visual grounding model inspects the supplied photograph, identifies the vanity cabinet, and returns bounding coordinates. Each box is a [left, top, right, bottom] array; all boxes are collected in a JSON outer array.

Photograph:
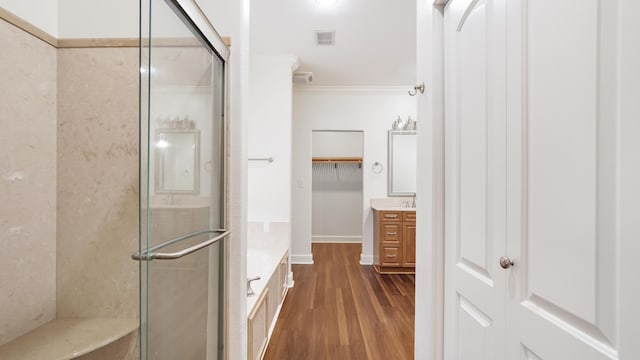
[[373, 210, 416, 274]]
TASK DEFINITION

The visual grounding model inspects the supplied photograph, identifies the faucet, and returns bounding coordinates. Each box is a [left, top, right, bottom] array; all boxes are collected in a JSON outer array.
[[247, 276, 261, 296], [411, 193, 416, 208]]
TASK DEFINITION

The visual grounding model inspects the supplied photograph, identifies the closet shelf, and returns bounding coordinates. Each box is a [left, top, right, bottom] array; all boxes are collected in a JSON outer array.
[[312, 157, 363, 164]]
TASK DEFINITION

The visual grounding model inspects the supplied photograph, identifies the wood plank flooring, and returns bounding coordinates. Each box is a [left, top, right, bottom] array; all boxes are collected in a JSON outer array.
[[263, 243, 415, 360]]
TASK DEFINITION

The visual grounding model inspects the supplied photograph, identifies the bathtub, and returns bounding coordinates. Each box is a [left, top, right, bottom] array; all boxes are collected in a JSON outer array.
[[246, 222, 291, 313], [246, 222, 291, 359]]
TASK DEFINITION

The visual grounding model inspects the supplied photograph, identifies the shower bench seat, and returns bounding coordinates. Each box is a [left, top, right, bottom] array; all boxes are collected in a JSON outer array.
[[0, 318, 138, 360]]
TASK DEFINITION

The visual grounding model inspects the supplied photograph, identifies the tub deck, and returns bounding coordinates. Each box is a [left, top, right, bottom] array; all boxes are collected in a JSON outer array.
[[246, 222, 290, 313]]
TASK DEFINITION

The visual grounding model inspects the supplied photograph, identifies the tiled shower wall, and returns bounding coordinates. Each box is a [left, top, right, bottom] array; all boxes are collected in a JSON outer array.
[[56, 47, 138, 318], [0, 18, 58, 345], [0, 17, 139, 345]]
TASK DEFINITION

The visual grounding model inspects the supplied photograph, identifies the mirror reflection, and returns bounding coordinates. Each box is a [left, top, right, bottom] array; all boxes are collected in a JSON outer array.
[[155, 129, 200, 194]]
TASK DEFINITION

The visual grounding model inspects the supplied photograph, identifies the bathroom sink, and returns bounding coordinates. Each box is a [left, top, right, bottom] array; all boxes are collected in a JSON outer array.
[[370, 197, 416, 211], [382, 206, 416, 211]]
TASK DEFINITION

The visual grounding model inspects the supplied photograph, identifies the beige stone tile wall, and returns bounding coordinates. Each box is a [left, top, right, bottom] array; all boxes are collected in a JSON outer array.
[[0, 19, 57, 345], [56, 47, 139, 318]]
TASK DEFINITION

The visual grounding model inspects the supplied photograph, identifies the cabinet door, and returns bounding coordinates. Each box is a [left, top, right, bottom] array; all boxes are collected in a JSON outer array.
[[248, 290, 268, 360], [278, 255, 288, 303], [402, 222, 416, 267]]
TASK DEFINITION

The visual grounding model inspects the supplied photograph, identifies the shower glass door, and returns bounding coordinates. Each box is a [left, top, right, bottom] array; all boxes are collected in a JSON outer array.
[[138, 1, 229, 359]]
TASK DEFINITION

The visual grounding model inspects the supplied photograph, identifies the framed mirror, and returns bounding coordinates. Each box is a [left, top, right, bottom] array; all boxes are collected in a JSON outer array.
[[155, 129, 200, 194], [388, 130, 416, 196]]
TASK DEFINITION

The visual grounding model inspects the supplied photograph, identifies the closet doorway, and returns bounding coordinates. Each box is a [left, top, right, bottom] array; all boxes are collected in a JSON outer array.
[[311, 131, 364, 246]]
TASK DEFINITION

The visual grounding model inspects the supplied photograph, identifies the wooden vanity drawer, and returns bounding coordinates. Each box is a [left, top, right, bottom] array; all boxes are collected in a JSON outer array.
[[381, 224, 401, 246], [381, 247, 401, 266], [403, 211, 416, 222], [379, 211, 402, 221]]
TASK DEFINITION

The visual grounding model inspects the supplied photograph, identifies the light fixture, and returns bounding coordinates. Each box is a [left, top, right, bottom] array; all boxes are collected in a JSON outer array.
[[156, 139, 169, 148], [316, 0, 338, 6]]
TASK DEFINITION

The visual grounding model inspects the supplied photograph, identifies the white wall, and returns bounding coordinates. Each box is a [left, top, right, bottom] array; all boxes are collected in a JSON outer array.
[[312, 131, 362, 158], [58, 0, 137, 38], [312, 165, 363, 242], [292, 88, 417, 264], [0, 0, 58, 37], [247, 56, 298, 222], [311, 131, 363, 243]]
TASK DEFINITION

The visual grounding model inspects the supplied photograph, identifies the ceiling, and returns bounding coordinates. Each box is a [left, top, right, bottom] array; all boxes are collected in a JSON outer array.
[[250, 0, 417, 87]]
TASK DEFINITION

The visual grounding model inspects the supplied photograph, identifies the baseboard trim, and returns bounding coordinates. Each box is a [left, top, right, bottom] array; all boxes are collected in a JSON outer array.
[[359, 254, 374, 265], [312, 235, 362, 243], [287, 271, 294, 288], [290, 254, 313, 265]]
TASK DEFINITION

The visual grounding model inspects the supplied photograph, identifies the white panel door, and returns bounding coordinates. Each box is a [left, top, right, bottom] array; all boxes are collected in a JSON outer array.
[[444, 0, 640, 359], [504, 0, 629, 359], [443, 0, 507, 359]]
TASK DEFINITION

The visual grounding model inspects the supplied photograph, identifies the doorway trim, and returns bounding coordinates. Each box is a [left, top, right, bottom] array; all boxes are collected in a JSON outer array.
[[415, 1, 446, 359]]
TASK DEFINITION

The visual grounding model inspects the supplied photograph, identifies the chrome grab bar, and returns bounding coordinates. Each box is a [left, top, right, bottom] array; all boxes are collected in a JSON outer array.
[[132, 229, 230, 261]]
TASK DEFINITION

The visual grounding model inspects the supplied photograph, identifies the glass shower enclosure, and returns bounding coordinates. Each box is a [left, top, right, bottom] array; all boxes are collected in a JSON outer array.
[[137, 1, 229, 359]]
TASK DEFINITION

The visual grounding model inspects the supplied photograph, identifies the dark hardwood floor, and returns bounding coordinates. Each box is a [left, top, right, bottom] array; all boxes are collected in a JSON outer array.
[[263, 243, 415, 360]]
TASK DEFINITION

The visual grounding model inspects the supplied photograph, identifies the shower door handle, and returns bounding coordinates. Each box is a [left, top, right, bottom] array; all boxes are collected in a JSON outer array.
[[132, 229, 230, 261]]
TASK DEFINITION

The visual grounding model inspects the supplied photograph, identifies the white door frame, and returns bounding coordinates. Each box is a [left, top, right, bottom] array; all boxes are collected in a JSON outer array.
[[415, 1, 447, 359], [618, 3, 640, 359]]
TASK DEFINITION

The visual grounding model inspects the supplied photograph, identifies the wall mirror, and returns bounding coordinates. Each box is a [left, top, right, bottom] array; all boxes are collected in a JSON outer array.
[[155, 129, 201, 194], [388, 130, 417, 196]]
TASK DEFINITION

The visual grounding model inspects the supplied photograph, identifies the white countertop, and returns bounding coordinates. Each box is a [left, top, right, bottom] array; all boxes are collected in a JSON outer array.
[[370, 197, 416, 211]]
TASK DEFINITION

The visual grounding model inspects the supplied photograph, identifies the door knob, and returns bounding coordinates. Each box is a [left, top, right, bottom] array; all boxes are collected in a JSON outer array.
[[499, 256, 514, 269]]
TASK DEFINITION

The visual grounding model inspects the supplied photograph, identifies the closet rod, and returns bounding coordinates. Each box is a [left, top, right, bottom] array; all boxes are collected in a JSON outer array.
[[311, 157, 363, 164]]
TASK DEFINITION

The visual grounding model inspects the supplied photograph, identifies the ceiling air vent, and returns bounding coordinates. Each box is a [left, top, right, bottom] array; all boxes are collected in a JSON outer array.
[[315, 31, 335, 46]]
